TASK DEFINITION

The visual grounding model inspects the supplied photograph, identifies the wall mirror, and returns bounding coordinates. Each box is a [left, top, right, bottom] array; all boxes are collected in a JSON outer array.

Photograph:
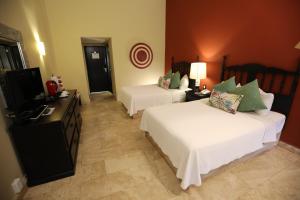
[[0, 23, 28, 109], [0, 23, 28, 71]]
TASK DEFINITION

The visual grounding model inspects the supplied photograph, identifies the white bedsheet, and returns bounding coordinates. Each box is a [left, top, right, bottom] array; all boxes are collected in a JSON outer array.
[[199, 99, 286, 143], [119, 84, 190, 116], [247, 111, 285, 143], [140, 98, 285, 189]]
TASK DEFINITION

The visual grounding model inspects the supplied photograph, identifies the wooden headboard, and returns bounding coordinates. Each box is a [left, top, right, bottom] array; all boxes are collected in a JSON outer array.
[[221, 56, 300, 117], [171, 57, 191, 78], [171, 57, 196, 89]]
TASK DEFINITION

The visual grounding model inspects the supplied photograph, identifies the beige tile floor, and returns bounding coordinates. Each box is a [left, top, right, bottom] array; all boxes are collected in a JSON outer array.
[[23, 93, 300, 200]]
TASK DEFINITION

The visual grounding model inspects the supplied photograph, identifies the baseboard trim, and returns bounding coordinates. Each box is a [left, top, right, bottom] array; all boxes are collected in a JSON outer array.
[[12, 175, 27, 200], [278, 141, 300, 154], [15, 185, 27, 200]]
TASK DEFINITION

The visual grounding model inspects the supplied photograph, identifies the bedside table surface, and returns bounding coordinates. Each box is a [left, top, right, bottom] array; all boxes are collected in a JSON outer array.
[[185, 91, 211, 102]]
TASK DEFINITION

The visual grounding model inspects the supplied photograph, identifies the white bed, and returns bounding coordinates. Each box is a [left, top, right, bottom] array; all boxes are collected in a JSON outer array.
[[119, 84, 191, 116], [140, 98, 285, 189]]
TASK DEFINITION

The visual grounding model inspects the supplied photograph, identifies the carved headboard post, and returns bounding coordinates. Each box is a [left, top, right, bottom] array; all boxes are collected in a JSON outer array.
[[220, 55, 227, 81], [296, 58, 300, 80], [171, 56, 175, 66], [290, 58, 300, 100]]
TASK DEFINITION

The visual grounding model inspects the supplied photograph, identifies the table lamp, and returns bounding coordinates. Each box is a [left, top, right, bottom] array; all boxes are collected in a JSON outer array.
[[190, 62, 207, 91]]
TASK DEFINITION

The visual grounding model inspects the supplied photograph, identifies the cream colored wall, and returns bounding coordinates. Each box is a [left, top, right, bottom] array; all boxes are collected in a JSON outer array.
[[0, 108, 23, 200], [0, 0, 55, 82], [44, 0, 166, 103], [0, 0, 55, 199]]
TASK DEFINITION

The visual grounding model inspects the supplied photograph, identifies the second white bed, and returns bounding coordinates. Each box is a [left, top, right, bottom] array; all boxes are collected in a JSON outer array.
[[140, 98, 285, 189], [119, 84, 190, 116]]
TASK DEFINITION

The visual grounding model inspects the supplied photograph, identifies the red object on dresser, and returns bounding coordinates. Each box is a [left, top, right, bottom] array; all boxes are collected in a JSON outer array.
[[46, 80, 58, 96]]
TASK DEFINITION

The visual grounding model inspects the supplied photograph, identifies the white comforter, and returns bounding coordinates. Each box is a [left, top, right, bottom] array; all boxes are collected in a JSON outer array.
[[140, 99, 284, 189], [119, 84, 190, 116]]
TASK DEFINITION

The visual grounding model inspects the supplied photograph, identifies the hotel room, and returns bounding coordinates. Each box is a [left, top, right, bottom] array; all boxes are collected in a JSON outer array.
[[0, 0, 299, 199]]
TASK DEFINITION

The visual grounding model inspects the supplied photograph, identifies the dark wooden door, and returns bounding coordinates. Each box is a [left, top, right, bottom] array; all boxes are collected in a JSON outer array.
[[84, 46, 112, 93]]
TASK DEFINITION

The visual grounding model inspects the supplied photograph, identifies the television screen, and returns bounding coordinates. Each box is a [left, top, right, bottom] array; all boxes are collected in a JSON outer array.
[[4, 68, 45, 112]]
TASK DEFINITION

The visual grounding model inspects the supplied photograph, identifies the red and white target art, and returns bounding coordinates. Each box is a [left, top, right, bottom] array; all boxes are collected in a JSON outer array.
[[130, 43, 153, 69]]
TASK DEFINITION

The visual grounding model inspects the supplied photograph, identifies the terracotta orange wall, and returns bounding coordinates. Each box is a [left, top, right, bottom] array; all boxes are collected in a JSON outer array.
[[165, 0, 300, 148]]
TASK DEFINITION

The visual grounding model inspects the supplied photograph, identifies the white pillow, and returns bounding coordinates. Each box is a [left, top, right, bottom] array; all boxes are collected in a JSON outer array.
[[179, 74, 189, 90], [255, 88, 274, 115]]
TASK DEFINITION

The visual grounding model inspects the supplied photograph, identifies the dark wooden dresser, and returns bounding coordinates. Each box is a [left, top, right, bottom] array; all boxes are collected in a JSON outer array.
[[10, 90, 82, 186]]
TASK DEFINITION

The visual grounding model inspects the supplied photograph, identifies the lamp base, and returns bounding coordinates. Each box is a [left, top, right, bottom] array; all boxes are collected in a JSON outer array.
[[194, 85, 200, 92], [195, 79, 201, 92], [189, 79, 196, 91]]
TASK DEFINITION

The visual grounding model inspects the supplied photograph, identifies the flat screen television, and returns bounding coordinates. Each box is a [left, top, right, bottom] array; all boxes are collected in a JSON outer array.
[[1, 67, 45, 113]]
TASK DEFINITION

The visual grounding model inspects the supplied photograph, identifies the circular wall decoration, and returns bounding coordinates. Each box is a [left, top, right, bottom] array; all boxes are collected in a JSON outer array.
[[130, 43, 153, 69]]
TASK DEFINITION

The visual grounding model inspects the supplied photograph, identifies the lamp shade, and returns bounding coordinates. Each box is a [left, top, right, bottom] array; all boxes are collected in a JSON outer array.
[[190, 62, 207, 84], [190, 62, 206, 87], [295, 41, 300, 49]]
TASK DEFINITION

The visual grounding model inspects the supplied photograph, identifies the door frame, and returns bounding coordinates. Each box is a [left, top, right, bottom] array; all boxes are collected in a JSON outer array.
[[81, 37, 116, 98]]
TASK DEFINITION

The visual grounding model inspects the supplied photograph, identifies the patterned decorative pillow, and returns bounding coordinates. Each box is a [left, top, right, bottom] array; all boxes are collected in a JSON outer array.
[[209, 89, 244, 114], [160, 78, 171, 89], [158, 76, 163, 86]]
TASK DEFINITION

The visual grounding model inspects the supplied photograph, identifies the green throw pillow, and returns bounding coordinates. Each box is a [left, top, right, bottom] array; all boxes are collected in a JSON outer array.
[[230, 79, 267, 112], [169, 71, 181, 89], [214, 76, 236, 92], [164, 69, 172, 80]]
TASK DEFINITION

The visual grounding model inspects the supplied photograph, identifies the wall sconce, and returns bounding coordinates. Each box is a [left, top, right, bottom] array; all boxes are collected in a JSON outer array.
[[37, 41, 46, 56], [190, 62, 207, 90], [295, 41, 300, 49]]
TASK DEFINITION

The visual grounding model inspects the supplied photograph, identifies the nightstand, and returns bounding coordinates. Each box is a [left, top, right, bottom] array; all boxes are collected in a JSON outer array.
[[185, 90, 211, 102]]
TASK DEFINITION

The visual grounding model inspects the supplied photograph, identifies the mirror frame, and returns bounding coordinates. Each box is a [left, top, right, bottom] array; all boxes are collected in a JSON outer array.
[[0, 23, 28, 69]]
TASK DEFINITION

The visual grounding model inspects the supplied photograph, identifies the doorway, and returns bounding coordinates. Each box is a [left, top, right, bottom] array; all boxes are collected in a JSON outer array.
[[82, 38, 114, 94]]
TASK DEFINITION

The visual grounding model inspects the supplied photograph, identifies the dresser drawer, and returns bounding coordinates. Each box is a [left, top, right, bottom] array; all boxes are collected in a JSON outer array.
[[70, 128, 79, 164], [74, 100, 82, 131], [65, 114, 76, 148], [69, 96, 76, 113], [63, 96, 77, 129]]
